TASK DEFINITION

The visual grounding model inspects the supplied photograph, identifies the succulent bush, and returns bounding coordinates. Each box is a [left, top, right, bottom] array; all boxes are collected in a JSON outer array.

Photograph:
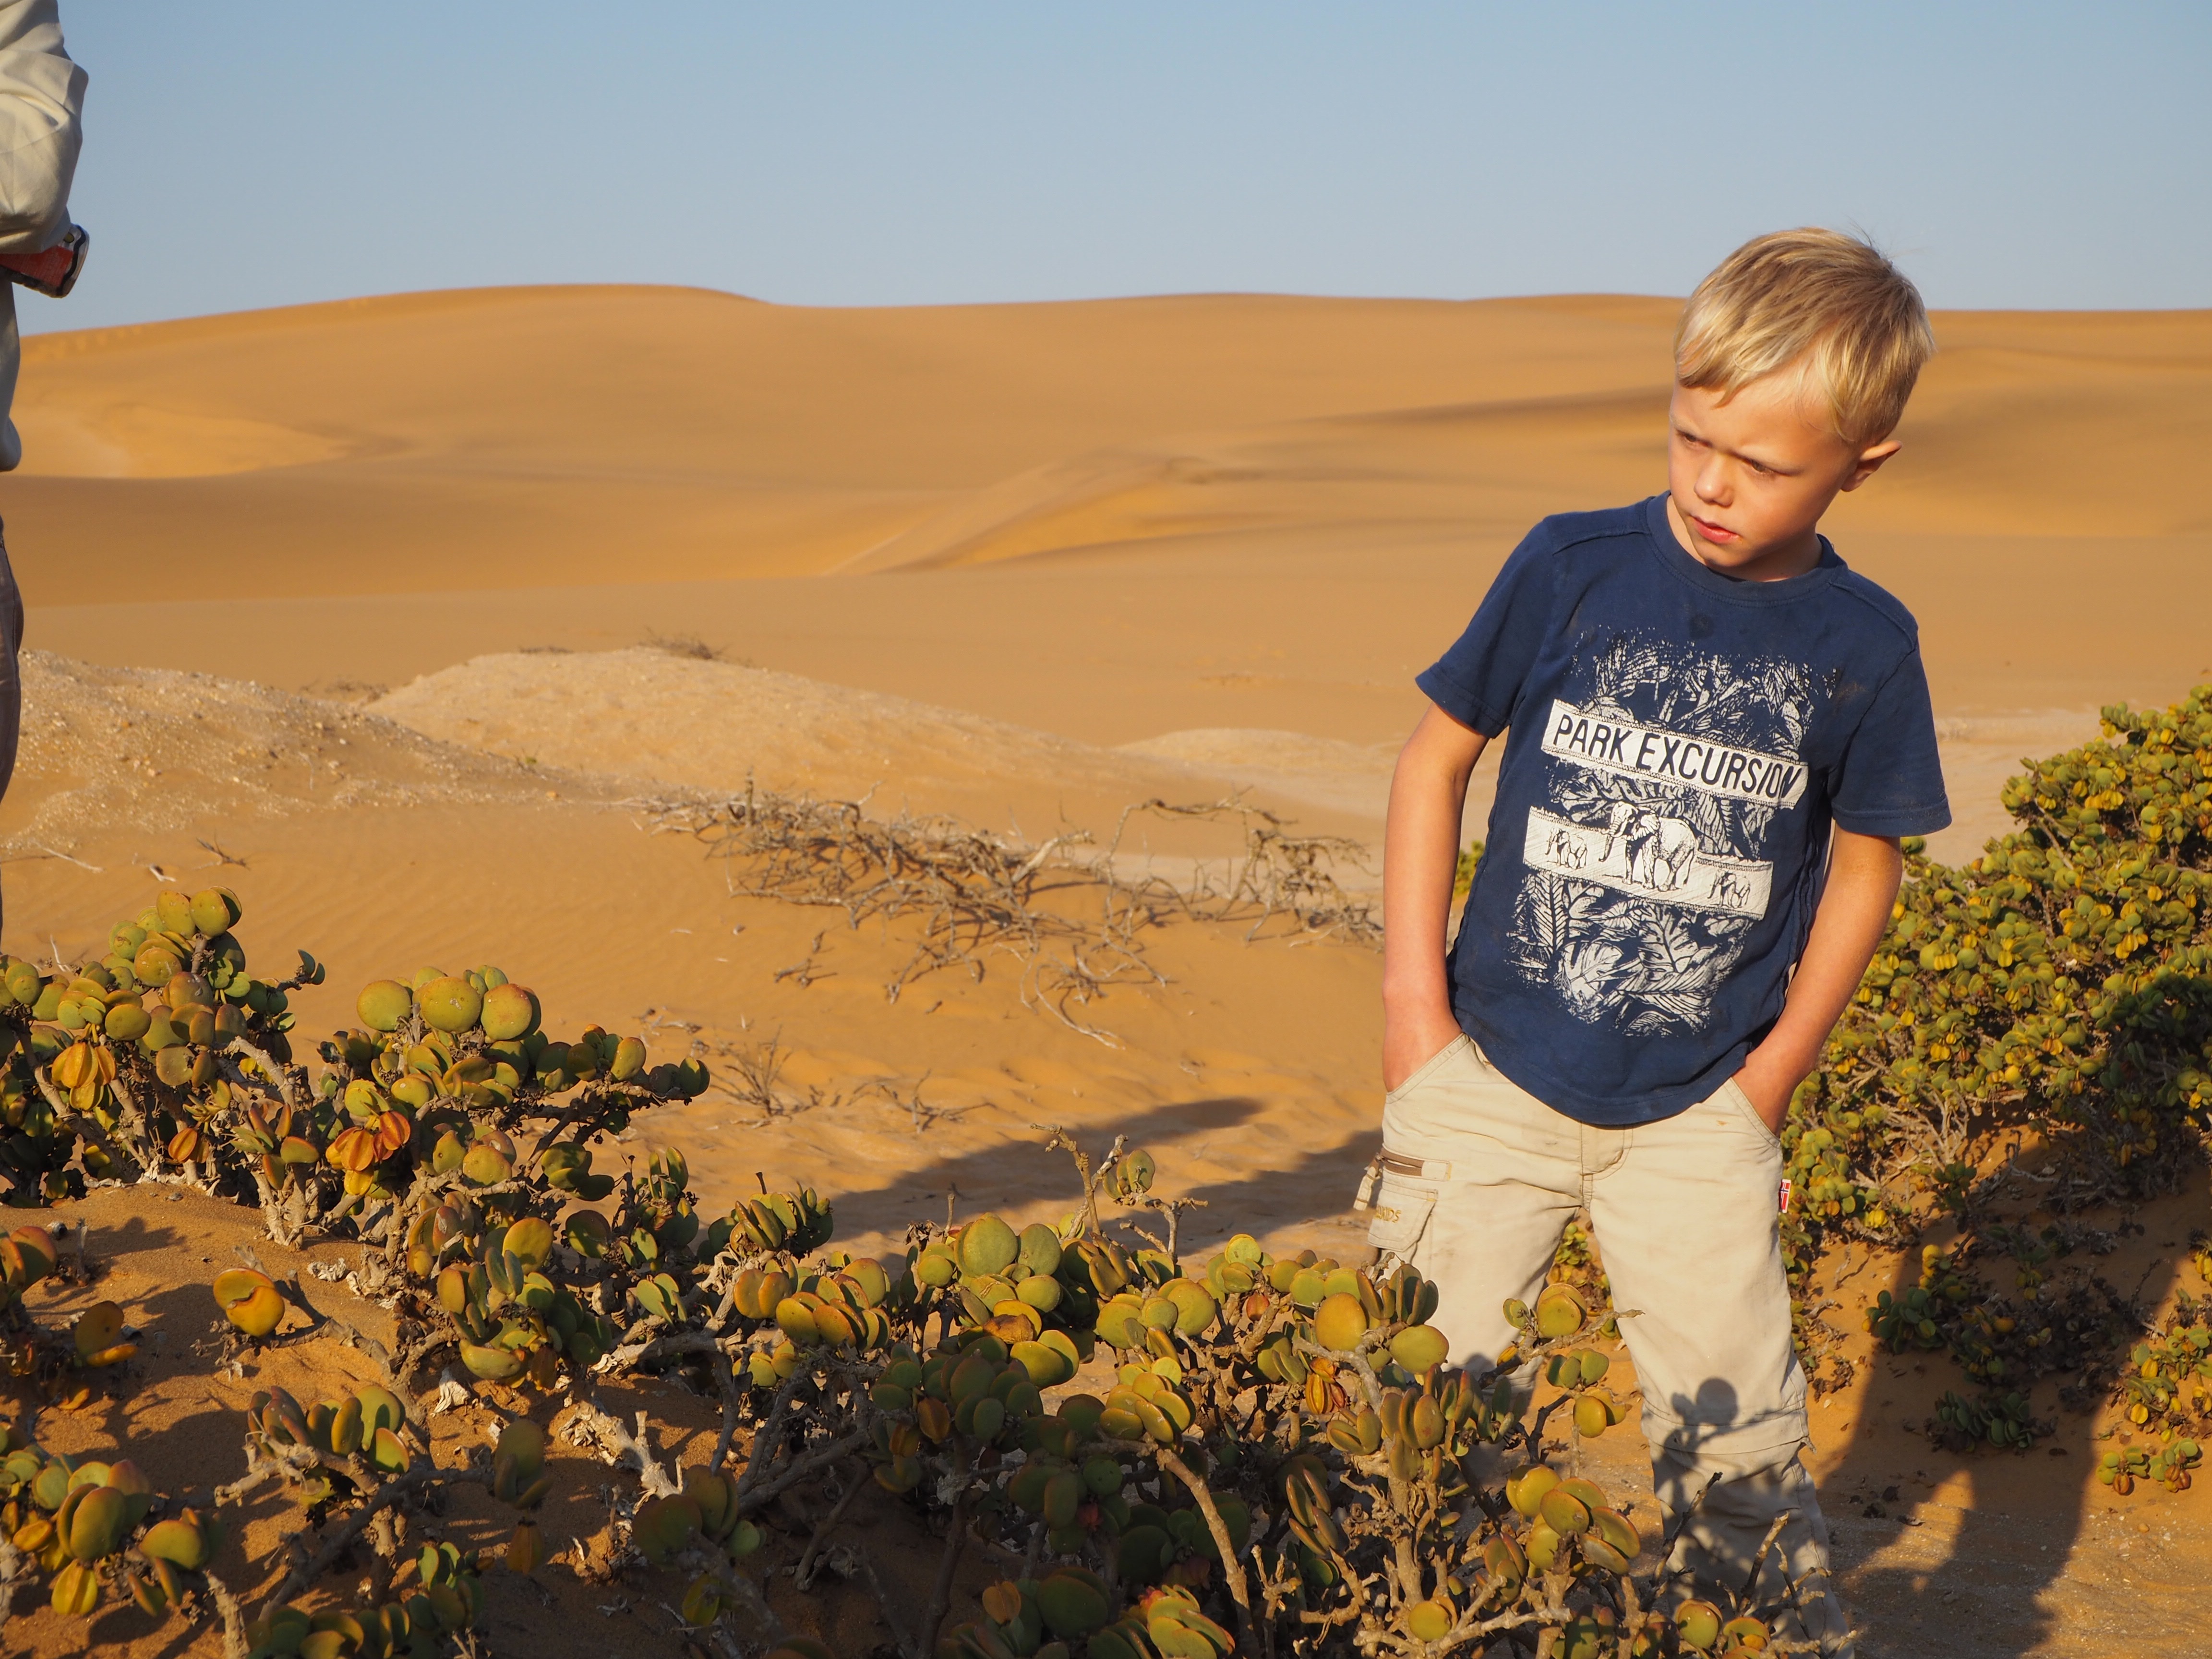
[[871, 1133, 1827, 1659], [0, 695, 2204, 1650], [0, 1438, 225, 1623], [0, 887, 322, 1216], [163, 1111, 1842, 1658], [214, 1383, 544, 1657], [0, 884, 711, 1250], [0, 895, 717, 1648], [1774, 686, 2212, 1427], [1789, 687, 2212, 1226]]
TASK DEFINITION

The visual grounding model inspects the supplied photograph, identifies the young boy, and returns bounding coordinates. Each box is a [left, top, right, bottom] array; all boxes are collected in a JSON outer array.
[[1374, 229, 1948, 1653]]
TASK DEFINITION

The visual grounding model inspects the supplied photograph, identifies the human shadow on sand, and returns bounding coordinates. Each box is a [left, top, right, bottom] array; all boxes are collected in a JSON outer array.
[[820, 1094, 1273, 1243], [1821, 1237, 2181, 1657]]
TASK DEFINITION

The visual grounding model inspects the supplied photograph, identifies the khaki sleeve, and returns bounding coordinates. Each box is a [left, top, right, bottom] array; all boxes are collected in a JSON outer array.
[[0, 0, 82, 469], [0, 0, 84, 255]]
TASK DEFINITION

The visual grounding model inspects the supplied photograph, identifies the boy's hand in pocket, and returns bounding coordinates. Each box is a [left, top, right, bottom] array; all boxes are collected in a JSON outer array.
[[1384, 1004, 1463, 1092], [1733, 1050, 1797, 1134]]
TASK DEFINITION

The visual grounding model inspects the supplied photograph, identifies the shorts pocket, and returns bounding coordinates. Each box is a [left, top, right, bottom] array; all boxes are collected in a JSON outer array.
[[1721, 1076, 1781, 1146], [1360, 1166, 1438, 1259], [1383, 1034, 1476, 1106]]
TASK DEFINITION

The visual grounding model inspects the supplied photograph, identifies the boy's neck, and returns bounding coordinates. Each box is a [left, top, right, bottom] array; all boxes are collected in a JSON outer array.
[[1665, 496, 1824, 583]]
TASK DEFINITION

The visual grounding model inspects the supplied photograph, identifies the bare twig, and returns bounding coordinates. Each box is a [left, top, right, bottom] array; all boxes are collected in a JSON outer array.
[[565, 1400, 682, 1498], [736, 1425, 873, 1517], [197, 836, 251, 869], [793, 1461, 869, 1590], [25, 842, 102, 872], [203, 1568, 251, 1659], [707, 1349, 743, 1476], [1155, 1444, 1254, 1637], [266, 1463, 491, 1608]]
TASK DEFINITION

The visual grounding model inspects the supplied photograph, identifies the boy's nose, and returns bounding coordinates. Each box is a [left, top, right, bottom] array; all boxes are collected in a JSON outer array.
[[1695, 457, 1731, 505]]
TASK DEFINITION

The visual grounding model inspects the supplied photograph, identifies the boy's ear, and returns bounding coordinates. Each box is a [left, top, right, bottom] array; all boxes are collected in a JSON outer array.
[[1839, 438, 1902, 493]]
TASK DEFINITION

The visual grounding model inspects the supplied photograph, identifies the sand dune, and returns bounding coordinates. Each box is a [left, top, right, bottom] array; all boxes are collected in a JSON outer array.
[[8, 287, 2205, 775], [0, 649, 641, 858], [365, 644, 1383, 842], [369, 646, 1197, 803], [5, 279, 2199, 905], [1, 285, 2196, 931]]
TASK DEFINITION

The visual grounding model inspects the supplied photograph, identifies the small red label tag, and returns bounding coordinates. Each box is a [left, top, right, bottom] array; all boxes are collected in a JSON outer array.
[[1778, 1178, 1792, 1214]]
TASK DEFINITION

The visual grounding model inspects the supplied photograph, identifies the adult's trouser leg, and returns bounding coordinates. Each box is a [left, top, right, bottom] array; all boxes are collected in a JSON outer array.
[[0, 528, 21, 943]]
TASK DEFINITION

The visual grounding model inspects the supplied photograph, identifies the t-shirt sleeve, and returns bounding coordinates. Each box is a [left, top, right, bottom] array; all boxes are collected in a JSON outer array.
[[1828, 646, 1951, 837], [1414, 529, 1556, 736]]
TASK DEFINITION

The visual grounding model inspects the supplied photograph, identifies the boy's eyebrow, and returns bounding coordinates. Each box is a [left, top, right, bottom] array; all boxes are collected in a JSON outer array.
[[1669, 415, 1803, 475]]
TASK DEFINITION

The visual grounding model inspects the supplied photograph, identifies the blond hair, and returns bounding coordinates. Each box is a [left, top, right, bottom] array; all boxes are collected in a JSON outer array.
[[1676, 228, 1934, 448]]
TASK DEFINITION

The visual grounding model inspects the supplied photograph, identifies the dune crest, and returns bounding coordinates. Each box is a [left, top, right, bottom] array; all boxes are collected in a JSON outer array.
[[370, 645, 1186, 800], [23, 403, 362, 478]]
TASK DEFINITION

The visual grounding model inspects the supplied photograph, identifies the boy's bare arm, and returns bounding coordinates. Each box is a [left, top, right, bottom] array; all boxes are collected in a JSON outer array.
[[1382, 704, 1488, 1090], [1735, 828, 1903, 1130]]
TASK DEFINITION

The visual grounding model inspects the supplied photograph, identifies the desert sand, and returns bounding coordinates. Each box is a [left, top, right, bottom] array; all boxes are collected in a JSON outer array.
[[0, 287, 2206, 1656]]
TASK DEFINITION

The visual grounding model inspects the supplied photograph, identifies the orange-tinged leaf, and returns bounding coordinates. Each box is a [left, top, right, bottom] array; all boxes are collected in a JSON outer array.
[[325, 1126, 383, 1173], [224, 1286, 285, 1339], [372, 1110, 414, 1158], [210, 1268, 271, 1309], [51, 1044, 95, 1091], [72, 1302, 125, 1362]]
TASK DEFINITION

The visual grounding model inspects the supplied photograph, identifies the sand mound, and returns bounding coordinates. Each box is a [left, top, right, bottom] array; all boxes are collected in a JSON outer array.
[[369, 646, 1160, 794], [363, 646, 1365, 842], [0, 650, 634, 861]]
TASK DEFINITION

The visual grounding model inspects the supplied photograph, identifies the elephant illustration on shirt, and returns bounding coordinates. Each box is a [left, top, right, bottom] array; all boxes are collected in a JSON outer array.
[[1705, 867, 1752, 909], [1600, 802, 1700, 891]]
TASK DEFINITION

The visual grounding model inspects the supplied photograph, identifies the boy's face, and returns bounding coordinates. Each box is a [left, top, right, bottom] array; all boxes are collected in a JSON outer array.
[[1665, 368, 1900, 582]]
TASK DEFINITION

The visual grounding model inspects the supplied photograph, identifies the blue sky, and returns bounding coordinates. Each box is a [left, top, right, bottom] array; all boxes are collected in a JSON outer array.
[[30, 1, 2212, 332]]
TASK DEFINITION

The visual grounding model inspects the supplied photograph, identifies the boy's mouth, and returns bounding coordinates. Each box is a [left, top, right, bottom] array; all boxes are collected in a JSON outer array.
[[1685, 512, 1740, 546]]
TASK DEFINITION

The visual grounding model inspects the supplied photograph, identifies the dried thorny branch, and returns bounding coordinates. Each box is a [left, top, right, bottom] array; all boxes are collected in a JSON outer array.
[[196, 836, 251, 868], [709, 1029, 849, 1120], [1101, 797, 1380, 946], [640, 786, 1377, 1041]]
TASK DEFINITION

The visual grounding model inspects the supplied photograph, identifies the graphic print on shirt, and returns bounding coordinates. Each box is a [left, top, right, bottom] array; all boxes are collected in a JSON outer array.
[[1509, 634, 1823, 1035]]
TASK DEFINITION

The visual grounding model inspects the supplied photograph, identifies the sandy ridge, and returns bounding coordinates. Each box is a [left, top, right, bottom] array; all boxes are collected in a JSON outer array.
[[0, 650, 641, 857]]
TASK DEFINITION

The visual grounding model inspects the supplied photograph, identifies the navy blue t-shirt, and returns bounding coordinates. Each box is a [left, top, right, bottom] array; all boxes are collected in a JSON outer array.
[[1417, 495, 1950, 1127]]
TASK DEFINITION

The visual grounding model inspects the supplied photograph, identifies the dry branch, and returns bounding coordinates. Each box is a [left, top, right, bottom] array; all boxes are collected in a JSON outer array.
[[642, 786, 1376, 1041]]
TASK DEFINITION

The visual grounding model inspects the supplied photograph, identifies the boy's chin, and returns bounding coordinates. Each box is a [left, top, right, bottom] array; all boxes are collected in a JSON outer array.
[[1685, 540, 1760, 572]]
